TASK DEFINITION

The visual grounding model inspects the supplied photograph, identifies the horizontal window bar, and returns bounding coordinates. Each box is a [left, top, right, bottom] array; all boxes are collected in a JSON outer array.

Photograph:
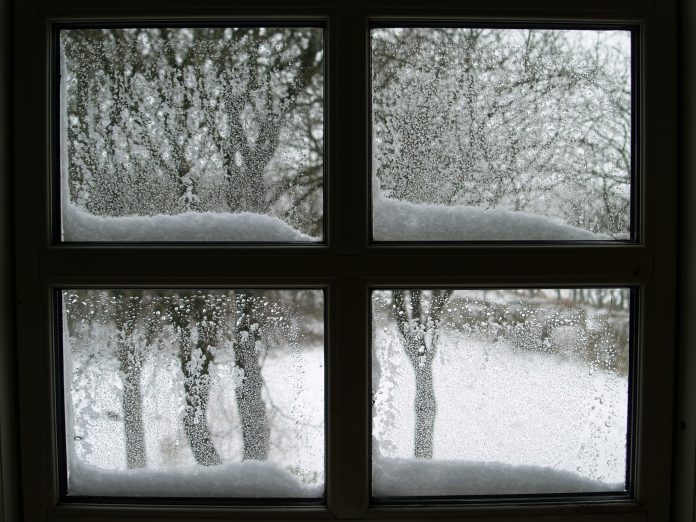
[[37, 0, 653, 18], [40, 248, 653, 284]]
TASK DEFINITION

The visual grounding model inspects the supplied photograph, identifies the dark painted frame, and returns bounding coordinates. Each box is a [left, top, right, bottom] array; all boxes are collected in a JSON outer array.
[[11, 0, 678, 521]]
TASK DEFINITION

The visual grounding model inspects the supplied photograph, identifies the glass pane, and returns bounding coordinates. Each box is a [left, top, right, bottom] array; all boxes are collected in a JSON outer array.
[[372, 289, 630, 497], [62, 289, 324, 498], [60, 28, 324, 242], [371, 28, 632, 241]]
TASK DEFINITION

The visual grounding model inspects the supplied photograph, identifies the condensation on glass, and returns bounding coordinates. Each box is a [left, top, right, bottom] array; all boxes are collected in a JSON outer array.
[[371, 28, 632, 241], [61, 289, 324, 498], [59, 28, 324, 242], [372, 289, 630, 497]]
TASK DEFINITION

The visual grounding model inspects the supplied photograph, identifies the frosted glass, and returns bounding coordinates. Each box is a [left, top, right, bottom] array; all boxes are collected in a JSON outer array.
[[372, 289, 630, 497], [372, 28, 632, 241], [60, 28, 324, 242], [62, 289, 324, 498]]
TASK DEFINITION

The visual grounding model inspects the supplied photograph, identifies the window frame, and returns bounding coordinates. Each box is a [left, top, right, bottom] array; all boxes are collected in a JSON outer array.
[[11, 0, 678, 521]]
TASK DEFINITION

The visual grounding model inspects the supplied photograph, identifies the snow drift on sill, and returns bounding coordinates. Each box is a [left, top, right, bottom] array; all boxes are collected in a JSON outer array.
[[372, 188, 610, 241], [68, 459, 323, 498], [372, 457, 624, 497], [372, 457, 625, 497], [62, 203, 319, 242]]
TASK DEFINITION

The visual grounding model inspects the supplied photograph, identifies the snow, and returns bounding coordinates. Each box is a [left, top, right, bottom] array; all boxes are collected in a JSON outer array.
[[373, 458, 623, 497], [65, 342, 325, 497], [62, 203, 319, 242], [61, 186, 607, 242], [65, 341, 325, 497], [68, 460, 322, 498], [373, 184, 609, 241], [64, 176, 610, 243]]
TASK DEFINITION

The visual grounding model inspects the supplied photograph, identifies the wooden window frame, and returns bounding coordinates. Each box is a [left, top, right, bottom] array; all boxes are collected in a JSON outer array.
[[11, 0, 678, 521]]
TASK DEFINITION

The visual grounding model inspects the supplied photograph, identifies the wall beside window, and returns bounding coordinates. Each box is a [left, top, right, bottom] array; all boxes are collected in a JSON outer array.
[[675, 0, 696, 520], [2, 0, 696, 520], [0, 0, 19, 519]]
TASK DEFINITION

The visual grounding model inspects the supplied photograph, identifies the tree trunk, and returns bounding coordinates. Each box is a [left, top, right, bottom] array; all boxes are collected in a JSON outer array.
[[413, 362, 436, 458], [234, 291, 270, 461], [115, 294, 146, 469], [117, 337, 146, 468], [181, 378, 222, 466], [173, 297, 223, 466]]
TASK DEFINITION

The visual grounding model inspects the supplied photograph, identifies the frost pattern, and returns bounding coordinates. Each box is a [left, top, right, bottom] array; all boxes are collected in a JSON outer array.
[[372, 289, 629, 496], [372, 29, 631, 240], [63, 289, 324, 497], [61, 28, 323, 241]]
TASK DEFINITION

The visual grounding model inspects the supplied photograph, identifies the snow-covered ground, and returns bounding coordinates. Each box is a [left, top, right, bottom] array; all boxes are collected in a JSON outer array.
[[373, 315, 627, 496], [67, 322, 627, 498], [65, 338, 325, 497]]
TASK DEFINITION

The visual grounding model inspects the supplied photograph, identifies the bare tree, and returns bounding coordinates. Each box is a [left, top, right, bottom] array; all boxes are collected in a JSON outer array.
[[391, 289, 452, 458], [170, 293, 223, 466]]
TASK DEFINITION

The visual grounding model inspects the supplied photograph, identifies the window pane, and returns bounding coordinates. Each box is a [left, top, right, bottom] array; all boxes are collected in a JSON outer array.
[[372, 289, 630, 497], [62, 289, 324, 498], [371, 28, 632, 241], [60, 27, 324, 242]]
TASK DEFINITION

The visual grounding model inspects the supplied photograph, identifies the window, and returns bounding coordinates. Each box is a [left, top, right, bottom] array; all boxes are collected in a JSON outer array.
[[11, 1, 678, 522], [371, 288, 633, 500], [370, 26, 635, 242], [58, 25, 325, 243]]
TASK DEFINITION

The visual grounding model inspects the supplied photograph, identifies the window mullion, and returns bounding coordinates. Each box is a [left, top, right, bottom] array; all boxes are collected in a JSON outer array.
[[329, 6, 369, 255], [326, 9, 371, 517], [327, 278, 370, 518]]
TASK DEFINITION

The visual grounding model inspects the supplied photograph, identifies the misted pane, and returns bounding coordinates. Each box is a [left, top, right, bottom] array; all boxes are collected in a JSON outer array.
[[62, 290, 324, 497], [372, 29, 632, 241], [372, 289, 629, 497], [60, 28, 324, 242]]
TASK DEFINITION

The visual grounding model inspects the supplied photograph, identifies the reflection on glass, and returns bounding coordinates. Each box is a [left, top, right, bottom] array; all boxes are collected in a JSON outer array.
[[372, 28, 632, 241], [60, 28, 324, 242], [63, 289, 324, 498], [372, 289, 629, 497]]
